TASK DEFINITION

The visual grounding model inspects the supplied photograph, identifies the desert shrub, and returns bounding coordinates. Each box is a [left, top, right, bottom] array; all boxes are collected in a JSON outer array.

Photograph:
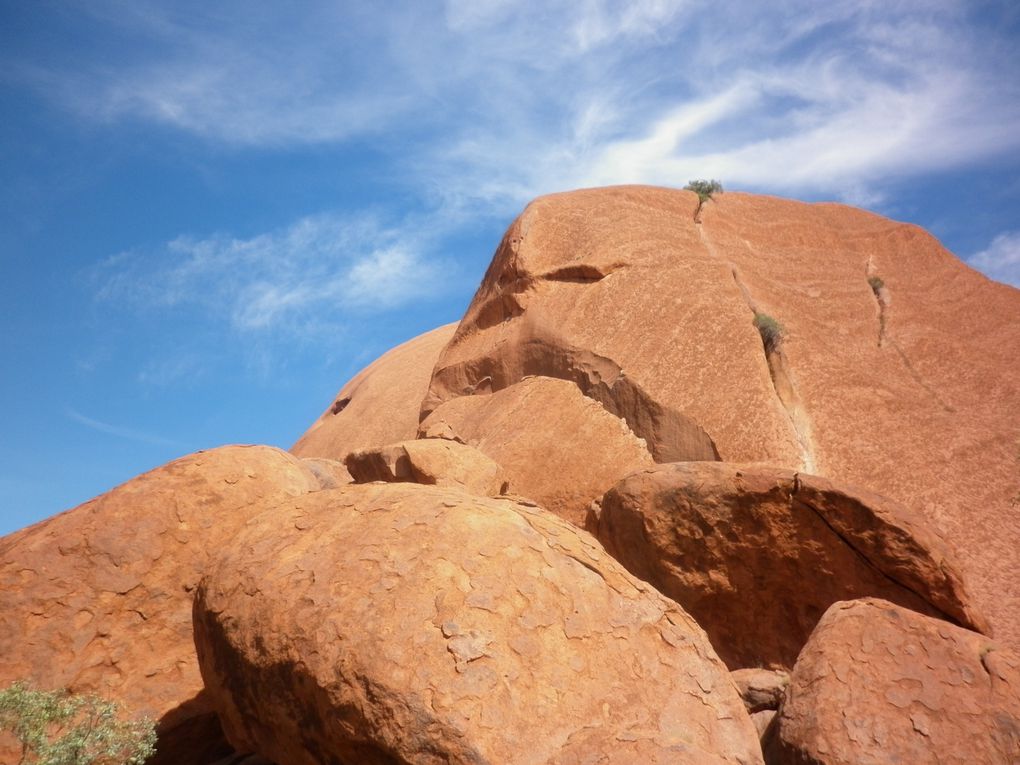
[[868, 275, 885, 294], [0, 682, 156, 765], [684, 179, 723, 202], [753, 312, 784, 354]]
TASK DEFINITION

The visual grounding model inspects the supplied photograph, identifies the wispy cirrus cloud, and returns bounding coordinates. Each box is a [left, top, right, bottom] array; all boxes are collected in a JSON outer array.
[[14, 0, 1019, 211], [66, 408, 190, 448], [95, 212, 455, 338], [968, 232, 1020, 288]]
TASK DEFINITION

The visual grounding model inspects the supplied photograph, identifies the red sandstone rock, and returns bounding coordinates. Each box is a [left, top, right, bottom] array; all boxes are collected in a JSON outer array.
[[194, 483, 764, 765], [593, 462, 985, 669], [422, 186, 1020, 647], [765, 598, 1020, 764], [345, 438, 508, 496], [301, 456, 352, 487], [292, 323, 457, 461], [418, 376, 655, 526], [0, 445, 325, 763], [730, 669, 790, 713]]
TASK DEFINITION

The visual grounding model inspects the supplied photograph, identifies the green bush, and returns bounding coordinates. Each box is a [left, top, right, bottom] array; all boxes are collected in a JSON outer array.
[[684, 179, 723, 203], [868, 275, 885, 294], [753, 312, 784, 354], [0, 682, 156, 765]]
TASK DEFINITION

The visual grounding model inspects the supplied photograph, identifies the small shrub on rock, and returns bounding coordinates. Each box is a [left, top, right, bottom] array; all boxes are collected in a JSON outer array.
[[753, 312, 784, 354], [684, 179, 724, 202], [0, 681, 156, 765]]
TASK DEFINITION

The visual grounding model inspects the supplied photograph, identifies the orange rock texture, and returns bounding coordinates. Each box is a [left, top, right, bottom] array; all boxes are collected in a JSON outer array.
[[193, 483, 764, 765], [0, 445, 327, 762], [418, 376, 655, 526], [765, 598, 1020, 764], [593, 462, 985, 668], [423, 186, 1020, 647], [292, 322, 457, 461], [346, 438, 508, 496]]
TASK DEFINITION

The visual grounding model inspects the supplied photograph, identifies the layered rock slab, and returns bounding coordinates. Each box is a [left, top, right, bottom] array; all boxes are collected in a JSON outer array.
[[765, 598, 1020, 764], [193, 483, 764, 765], [422, 185, 1020, 647], [418, 376, 655, 526], [0, 445, 324, 763], [593, 462, 984, 669], [292, 322, 457, 461], [345, 438, 508, 496]]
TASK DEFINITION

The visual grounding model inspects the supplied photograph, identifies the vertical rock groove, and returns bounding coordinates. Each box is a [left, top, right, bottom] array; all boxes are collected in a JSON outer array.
[[697, 219, 817, 473]]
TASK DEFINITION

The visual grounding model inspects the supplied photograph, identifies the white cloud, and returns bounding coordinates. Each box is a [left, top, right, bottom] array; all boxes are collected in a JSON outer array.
[[96, 212, 453, 338], [969, 232, 1020, 288], [15, 1, 1020, 271], [66, 408, 189, 448]]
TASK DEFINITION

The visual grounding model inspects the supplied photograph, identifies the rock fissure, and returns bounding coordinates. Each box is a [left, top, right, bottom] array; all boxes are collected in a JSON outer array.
[[889, 340, 955, 413], [790, 480, 963, 630], [698, 221, 817, 473]]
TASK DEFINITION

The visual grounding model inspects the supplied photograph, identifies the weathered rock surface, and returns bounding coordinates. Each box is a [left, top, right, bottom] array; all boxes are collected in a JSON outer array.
[[292, 322, 457, 461], [0, 445, 325, 763], [345, 438, 508, 496], [194, 483, 764, 765], [765, 598, 1020, 764], [418, 376, 655, 526], [593, 462, 985, 668], [301, 456, 353, 487], [731, 669, 790, 714], [421, 186, 1020, 647]]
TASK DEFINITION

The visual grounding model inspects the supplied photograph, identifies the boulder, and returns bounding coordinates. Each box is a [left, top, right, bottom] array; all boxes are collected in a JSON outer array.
[[418, 376, 655, 526], [0, 445, 325, 764], [765, 598, 1020, 764], [345, 438, 508, 496], [593, 462, 985, 669], [194, 483, 764, 765], [730, 669, 789, 714], [422, 186, 1020, 647], [292, 322, 457, 461]]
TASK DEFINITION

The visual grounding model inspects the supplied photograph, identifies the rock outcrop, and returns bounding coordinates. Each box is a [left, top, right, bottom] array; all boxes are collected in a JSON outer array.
[[346, 438, 508, 496], [3, 185, 1017, 764], [194, 483, 764, 765], [292, 322, 458, 461], [592, 462, 984, 668], [0, 445, 326, 763], [765, 598, 1020, 764], [421, 186, 1020, 647], [419, 376, 655, 526]]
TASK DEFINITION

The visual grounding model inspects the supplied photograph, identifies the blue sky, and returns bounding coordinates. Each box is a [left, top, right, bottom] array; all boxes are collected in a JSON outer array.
[[2, 1, 1019, 535]]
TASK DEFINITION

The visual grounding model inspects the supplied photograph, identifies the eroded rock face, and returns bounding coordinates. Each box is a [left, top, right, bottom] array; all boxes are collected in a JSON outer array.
[[765, 598, 1020, 764], [422, 186, 1020, 647], [292, 322, 457, 461], [418, 376, 655, 526], [345, 438, 508, 497], [730, 669, 789, 714], [0, 445, 324, 762], [194, 483, 764, 765], [593, 462, 984, 668]]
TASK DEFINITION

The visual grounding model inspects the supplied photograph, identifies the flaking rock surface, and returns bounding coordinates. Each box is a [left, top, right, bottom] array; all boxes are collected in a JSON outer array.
[[418, 376, 655, 526], [765, 598, 1020, 764], [593, 462, 984, 669], [292, 322, 457, 461], [0, 445, 324, 762], [193, 483, 764, 765], [422, 186, 1020, 647]]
